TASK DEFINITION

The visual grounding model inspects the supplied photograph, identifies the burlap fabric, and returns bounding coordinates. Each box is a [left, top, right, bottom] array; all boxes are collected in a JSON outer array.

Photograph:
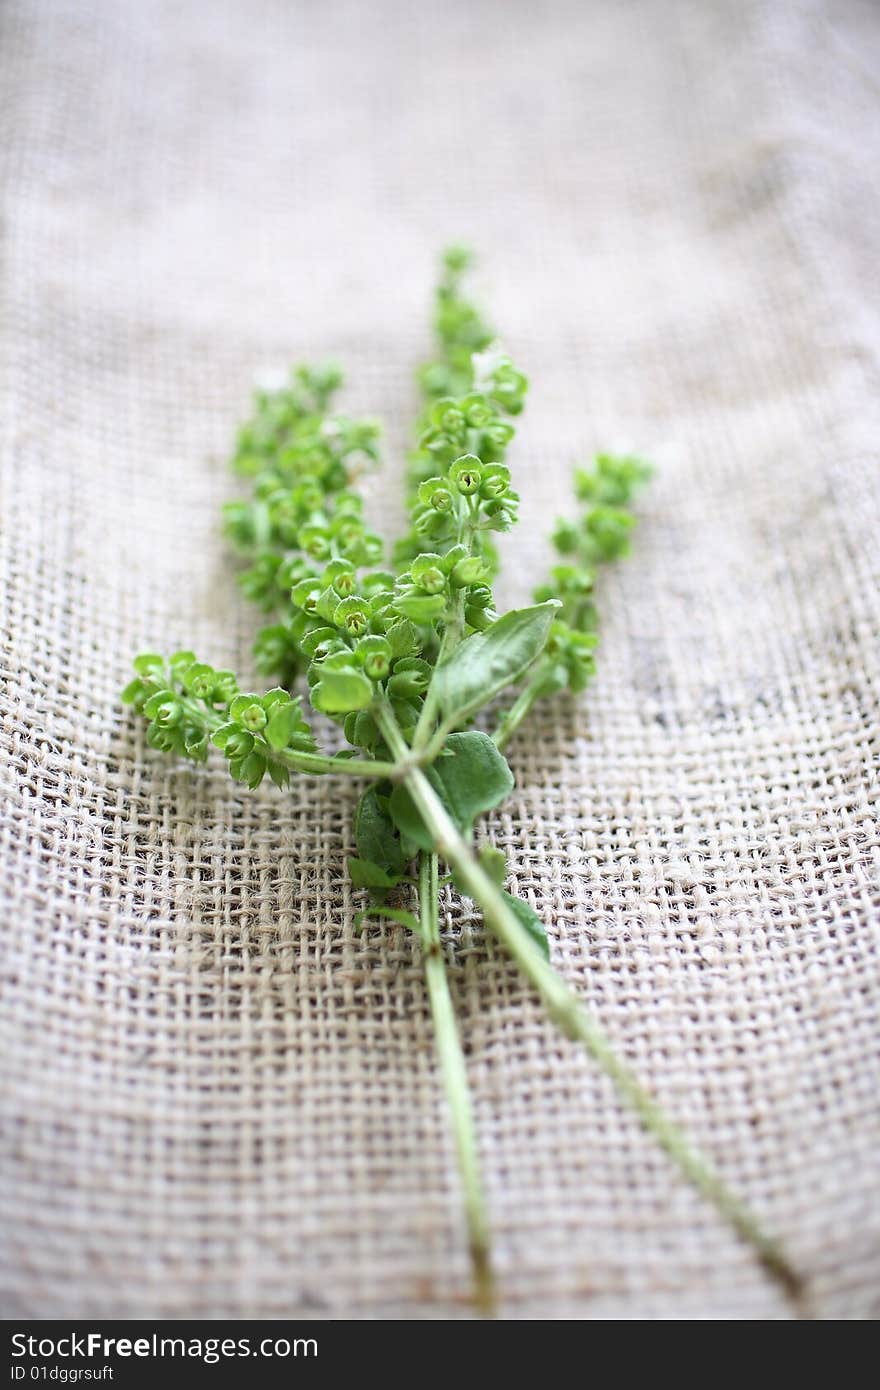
[[1, 0, 878, 1319]]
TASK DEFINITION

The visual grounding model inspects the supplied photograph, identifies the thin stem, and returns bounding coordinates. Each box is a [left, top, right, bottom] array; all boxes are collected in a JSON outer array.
[[412, 499, 476, 753], [275, 748, 400, 780], [491, 670, 547, 752], [179, 697, 399, 780], [375, 699, 803, 1306], [412, 588, 466, 752], [418, 851, 494, 1313]]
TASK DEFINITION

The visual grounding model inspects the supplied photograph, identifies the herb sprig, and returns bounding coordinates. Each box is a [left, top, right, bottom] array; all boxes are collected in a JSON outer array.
[[123, 249, 802, 1312]]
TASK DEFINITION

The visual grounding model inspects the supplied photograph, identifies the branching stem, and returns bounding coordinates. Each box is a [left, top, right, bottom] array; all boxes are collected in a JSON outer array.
[[417, 851, 494, 1313], [491, 670, 548, 752], [375, 699, 804, 1308], [177, 695, 400, 780]]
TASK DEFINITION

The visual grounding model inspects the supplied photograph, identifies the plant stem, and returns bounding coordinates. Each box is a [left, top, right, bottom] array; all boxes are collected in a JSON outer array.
[[410, 577, 495, 1310], [277, 749, 400, 780], [179, 697, 399, 780], [412, 588, 466, 752], [491, 671, 547, 752], [417, 850, 494, 1313], [375, 699, 803, 1305]]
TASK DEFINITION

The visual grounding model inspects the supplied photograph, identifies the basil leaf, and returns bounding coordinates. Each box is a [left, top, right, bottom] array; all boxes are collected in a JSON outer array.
[[430, 602, 559, 726], [267, 760, 290, 790], [392, 592, 447, 624], [355, 786, 407, 875], [389, 731, 513, 851], [347, 857, 403, 889], [264, 701, 301, 750], [478, 845, 507, 886], [499, 889, 550, 958], [354, 906, 421, 935], [310, 666, 373, 713]]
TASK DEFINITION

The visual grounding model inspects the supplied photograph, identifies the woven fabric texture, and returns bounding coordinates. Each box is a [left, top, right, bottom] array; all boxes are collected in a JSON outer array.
[[1, 0, 879, 1319]]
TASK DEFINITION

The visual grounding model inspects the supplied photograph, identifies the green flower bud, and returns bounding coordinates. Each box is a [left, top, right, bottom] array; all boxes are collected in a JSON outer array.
[[253, 625, 298, 681], [484, 422, 514, 451], [462, 394, 494, 429], [224, 730, 255, 760], [120, 677, 148, 709], [385, 620, 419, 659], [479, 463, 510, 499], [387, 657, 432, 699], [392, 590, 446, 624], [465, 604, 496, 631], [133, 653, 166, 679], [183, 662, 216, 700], [146, 723, 178, 753], [169, 650, 197, 678], [333, 596, 370, 636], [431, 487, 454, 512], [296, 480, 324, 512], [324, 558, 357, 597], [332, 491, 363, 518], [212, 670, 239, 703], [334, 520, 365, 556], [153, 698, 182, 727], [432, 401, 466, 435], [449, 454, 482, 494], [411, 553, 447, 594], [291, 577, 322, 612], [357, 635, 392, 681], [352, 710, 379, 750], [442, 245, 472, 274], [552, 518, 579, 553], [357, 533, 385, 565], [297, 525, 332, 561], [450, 556, 488, 587], [466, 583, 494, 610], [143, 689, 182, 725], [362, 569, 396, 594], [183, 728, 209, 762], [413, 508, 450, 539]]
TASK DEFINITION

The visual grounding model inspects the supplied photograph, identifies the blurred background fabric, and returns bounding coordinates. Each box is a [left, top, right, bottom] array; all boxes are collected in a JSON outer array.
[[1, 0, 878, 1318]]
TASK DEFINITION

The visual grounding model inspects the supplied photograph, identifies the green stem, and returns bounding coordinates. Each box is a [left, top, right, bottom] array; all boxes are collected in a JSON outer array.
[[375, 700, 803, 1305], [412, 588, 466, 752], [491, 671, 547, 752], [179, 697, 399, 780], [418, 851, 494, 1313], [276, 748, 399, 779]]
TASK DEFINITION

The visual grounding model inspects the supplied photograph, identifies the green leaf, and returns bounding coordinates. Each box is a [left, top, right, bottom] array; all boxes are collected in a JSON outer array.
[[388, 731, 513, 851], [142, 689, 179, 720], [183, 728, 209, 761], [478, 845, 507, 886], [499, 889, 550, 958], [232, 750, 266, 789], [265, 701, 301, 750], [354, 905, 421, 935], [311, 666, 373, 714], [133, 653, 165, 678], [229, 693, 264, 721], [355, 786, 407, 875], [268, 760, 290, 790], [261, 687, 291, 710], [211, 721, 238, 750], [120, 678, 145, 705], [430, 602, 559, 726], [347, 857, 403, 889], [385, 620, 419, 658], [393, 591, 447, 624]]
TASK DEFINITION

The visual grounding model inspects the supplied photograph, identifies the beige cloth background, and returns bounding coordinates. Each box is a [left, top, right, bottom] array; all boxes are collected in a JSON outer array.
[[1, 0, 879, 1319]]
